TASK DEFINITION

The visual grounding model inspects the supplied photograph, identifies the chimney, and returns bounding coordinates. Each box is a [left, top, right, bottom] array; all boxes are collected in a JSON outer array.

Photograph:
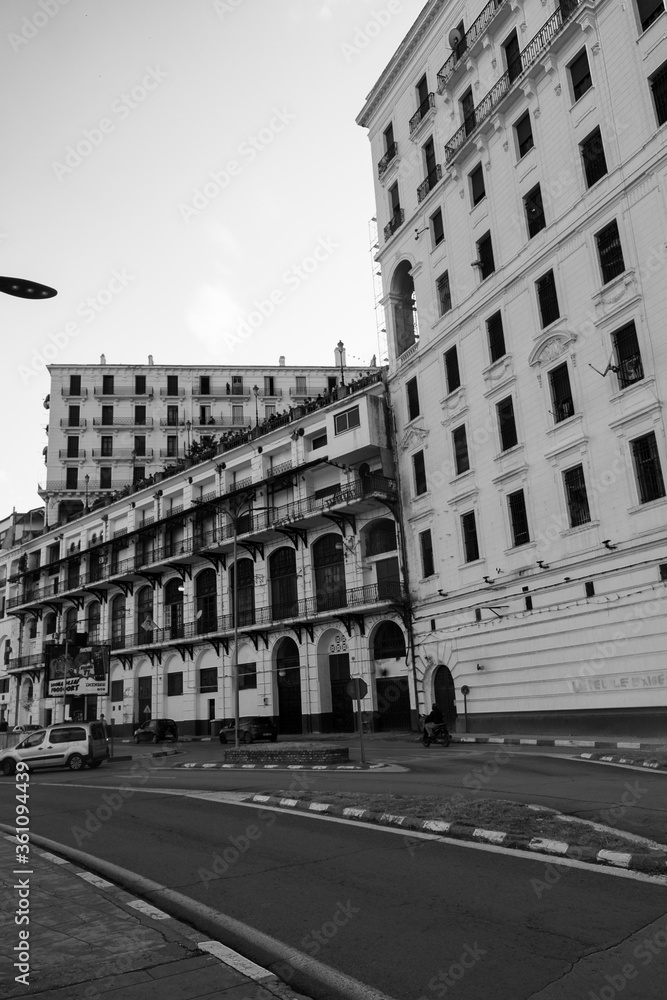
[[148, 355, 154, 365], [279, 356, 285, 366], [100, 354, 106, 365]]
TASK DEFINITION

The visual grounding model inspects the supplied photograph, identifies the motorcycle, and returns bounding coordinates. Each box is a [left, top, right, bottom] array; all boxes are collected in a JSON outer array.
[[420, 718, 450, 747]]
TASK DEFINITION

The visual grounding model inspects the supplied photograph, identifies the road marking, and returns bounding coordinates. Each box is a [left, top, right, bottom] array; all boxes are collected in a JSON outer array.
[[197, 940, 276, 981], [38, 851, 70, 865], [127, 899, 171, 919], [76, 871, 114, 888]]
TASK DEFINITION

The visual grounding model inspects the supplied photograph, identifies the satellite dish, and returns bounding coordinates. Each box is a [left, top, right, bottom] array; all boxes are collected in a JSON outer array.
[[449, 27, 462, 50], [358, 463, 370, 478]]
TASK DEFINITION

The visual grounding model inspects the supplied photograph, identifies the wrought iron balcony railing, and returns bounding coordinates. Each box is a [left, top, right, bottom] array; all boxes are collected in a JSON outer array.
[[94, 386, 154, 396], [417, 165, 443, 203], [409, 93, 435, 135], [437, 0, 508, 91], [383, 209, 405, 242], [378, 141, 398, 178]]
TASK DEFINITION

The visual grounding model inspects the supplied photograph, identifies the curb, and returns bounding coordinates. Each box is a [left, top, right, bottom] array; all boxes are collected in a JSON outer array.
[[578, 751, 667, 772], [451, 736, 666, 750], [246, 793, 667, 876], [173, 761, 402, 771]]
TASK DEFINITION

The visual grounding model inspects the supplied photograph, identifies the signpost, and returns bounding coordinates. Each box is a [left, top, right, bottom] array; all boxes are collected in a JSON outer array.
[[346, 676, 368, 764]]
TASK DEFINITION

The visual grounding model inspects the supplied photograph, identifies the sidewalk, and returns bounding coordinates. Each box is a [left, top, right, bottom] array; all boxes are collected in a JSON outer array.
[[0, 834, 309, 1000]]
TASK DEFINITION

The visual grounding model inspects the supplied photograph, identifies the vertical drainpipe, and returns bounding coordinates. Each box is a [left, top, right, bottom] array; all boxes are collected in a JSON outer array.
[[381, 382, 421, 728]]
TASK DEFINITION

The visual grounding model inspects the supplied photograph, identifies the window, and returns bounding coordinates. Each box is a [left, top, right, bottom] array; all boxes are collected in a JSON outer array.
[[497, 397, 518, 451], [487, 312, 506, 363], [67, 436, 79, 458], [431, 207, 444, 246], [437, 271, 452, 315], [580, 127, 607, 187], [515, 112, 534, 158], [199, 668, 218, 692], [419, 529, 435, 578], [134, 405, 146, 425], [420, 135, 440, 199], [413, 450, 427, 496], [386, 182, 403, 237], [295, 376, 306, 395], [470, 163, 485, 206], [167, 672, 183, 696], [563, 465, 591, 527], [167, 436, 178, 457], [406, 378, 420, 421], [66, 468, 78, 490], [476, 231, 495, 279], [334, 406, 360, 434], [637, 0, 665, 32], [238, 663, 257, 690], [133, 467, 145, 484], [612, 321, 644, 389], [102, 374, 114, 395], [508, 490, 530, 546], [200, 375, 210, 395], [650, 62, 667, 126], [134, 436, 146, 457], [415, 74, 431, 125], [69, 374, 81, 395], [444, 346, 461, 393], [232, 404, 244, 424], [167, 405, 179, 426], [524, 185, 546, 237], [503, 29, 521, 84], [461, 511, 480, 562], [452, 425, 470, 475], [265, 405, 276, 419], [135, 374, 146, 394], [166, 375, 179, 396], [232, 375, 244, 395], [631, 432, 666, 502], [379, 123, 397, 177], [461, 87, 475, 136], [100, 467, 112, 489], [312, 433, 327, 449], [596, 221, 625, 284], [101, 436, 113, 457], [569, 49, 592, 101], [549, 363, 574, 422], [68, 405, 80, 427], [111, 680, 124, 702], [101, 405, 113, 426], [264, 375, 275, 396], [536, 270, 560, 327], [585, 580, 595, 598]]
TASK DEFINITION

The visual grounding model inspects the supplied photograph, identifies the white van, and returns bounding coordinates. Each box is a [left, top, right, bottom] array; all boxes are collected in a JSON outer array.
[[0, 722, 110, 774]]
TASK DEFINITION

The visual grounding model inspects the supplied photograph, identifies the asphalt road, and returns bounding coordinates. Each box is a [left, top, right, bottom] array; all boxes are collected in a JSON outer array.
[[1, 744, 666, 999]]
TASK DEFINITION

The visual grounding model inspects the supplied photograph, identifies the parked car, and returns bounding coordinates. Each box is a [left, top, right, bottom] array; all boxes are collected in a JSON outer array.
[[133, 719, 179, 744], [12, 724, 41, 734], [0, 722, 109, 775], [218, 716, 278, 744]]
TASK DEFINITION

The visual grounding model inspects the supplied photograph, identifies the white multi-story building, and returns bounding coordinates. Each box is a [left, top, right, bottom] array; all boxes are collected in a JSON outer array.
[[3, 373, 415, 735], [358, 0, 667, 735], [41, 351, 377, 527]]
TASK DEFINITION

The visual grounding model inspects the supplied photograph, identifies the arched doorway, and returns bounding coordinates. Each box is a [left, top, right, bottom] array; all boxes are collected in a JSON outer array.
[[329, 633, 353, 732], [275, 637, 302, 734], [372, 621, 410, 731], [433, 664, 457, 729], [391, 260, 418, 357]]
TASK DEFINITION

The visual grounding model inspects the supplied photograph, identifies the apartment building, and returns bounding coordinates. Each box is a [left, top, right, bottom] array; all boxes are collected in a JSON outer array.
[[357, 0, 667, 734], [41, 352, 376, 528], [3, 372, 415, 735]]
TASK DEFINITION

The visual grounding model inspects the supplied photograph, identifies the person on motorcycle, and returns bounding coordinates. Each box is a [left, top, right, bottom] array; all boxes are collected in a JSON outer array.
[[423, 703, 444, 738]]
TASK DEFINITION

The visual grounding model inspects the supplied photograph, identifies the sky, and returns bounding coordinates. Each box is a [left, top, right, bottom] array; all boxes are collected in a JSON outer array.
[[0, 0, 423, 513]]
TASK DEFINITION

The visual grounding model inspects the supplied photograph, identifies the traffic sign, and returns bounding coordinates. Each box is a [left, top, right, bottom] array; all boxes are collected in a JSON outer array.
[[346, 677, 368, 700]]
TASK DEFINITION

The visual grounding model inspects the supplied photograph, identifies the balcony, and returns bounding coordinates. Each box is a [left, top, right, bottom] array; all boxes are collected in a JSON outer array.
[[38, 479, 132, 493], [7, 654, 43, 672], [7, 581, 61, 610], [383, 208, 405, 242], [378, 142, 398, 179], [91, 448, 154, 460], [94, 386, 154, 397], [417, 165, 443, 203], [159, 387, 186, 397], [437, 0, 509, 92], [59, 449, 87, 459], [444, 0, 583, 164], [92, 417, 154, 427], [60, 418, 88, 428], [61, 387, 88, 397], [409, 93, 436, 138]]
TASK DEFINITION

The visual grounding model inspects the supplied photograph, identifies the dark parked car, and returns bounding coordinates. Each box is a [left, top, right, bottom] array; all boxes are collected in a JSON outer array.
[[133, 719, 179, 744], [219, 716, 278, 744]]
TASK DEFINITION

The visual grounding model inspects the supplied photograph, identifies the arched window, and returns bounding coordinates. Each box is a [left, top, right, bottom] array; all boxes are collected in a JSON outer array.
[[87, 601, 101, 643], [64, 607, 78, 640], [44, 612, 57, 637], [136, 587, 154, 644], [196, 569, 217, 633], [27, 618, 38, 640], [164, 578, 184, 639], [366, 519, 397, 557], [391, 260, 418, 357], [269, 547, 298, 620], [111, 594, 126, 648], [373, 621, 406, 660], [312, 534, 346, 612], [230, 559, 255, 626]]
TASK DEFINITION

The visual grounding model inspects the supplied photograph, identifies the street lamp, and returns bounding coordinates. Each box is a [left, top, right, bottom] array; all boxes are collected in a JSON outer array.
[[0, 276, 57, 299], [84, 474, 90, 512], [185, 420, 192, 455], [336, 340, 345, 386], [252, 385, 259, 426]]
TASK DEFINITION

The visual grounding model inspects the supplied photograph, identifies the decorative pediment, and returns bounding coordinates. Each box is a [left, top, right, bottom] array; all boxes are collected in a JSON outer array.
[[528, 331, 577, 370], [440, 387, 468, 421], [399, 424, 430, 452]]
